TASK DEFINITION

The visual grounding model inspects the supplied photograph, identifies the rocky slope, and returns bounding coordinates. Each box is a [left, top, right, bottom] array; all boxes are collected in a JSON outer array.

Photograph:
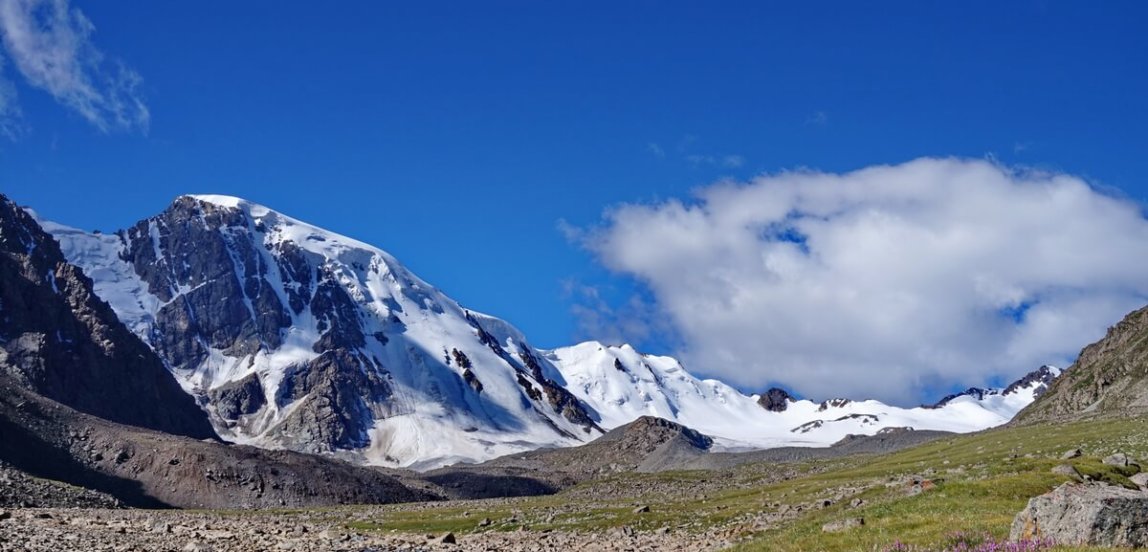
[[0, 375, 435, 508], [1015, 303, 1148, 424], [0, 195, 214, 439]]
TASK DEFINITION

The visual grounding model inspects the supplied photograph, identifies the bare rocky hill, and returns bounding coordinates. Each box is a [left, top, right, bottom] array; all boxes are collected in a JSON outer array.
[[1014, 303, 1148, 424], [0, 195, 215, 439]]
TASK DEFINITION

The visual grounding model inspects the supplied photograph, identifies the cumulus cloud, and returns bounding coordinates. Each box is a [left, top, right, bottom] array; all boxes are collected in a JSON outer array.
[[580, 158, 1148, 405], [0, 0, 149, 133]]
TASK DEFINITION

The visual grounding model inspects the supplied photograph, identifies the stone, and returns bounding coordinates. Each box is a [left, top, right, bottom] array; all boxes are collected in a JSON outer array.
[[439, 532, 457, 544], [0, 510, 9, 521], [822, 518, 864, 532], [1131, 473, 1148, 490], [1010, 483, 1148, 547], [478, 517, 491, 527], [1061, 448, 1082, 460], [1104, 453, 1140, 470], [182, 542, 214, 552], [632, 505, 650, 514], [1051, 464, 1080, 478]]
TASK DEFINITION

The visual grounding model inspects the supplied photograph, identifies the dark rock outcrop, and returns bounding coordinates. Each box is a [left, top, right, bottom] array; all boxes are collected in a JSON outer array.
[[272, 350, 394, 452], [0, 195, 215, 439], [757, 387, 794, 412], [1010, 483, 1148, 547]]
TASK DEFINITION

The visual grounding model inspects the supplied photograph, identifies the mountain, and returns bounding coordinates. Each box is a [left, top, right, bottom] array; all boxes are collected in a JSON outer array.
[[44, 195, 600, 470], [41, 195, 1060, 469], [0, 194, 214, 439], [927, 365, 1060, 409], [547, 341, 1059, 450], [1014, 304, 1148, 424]]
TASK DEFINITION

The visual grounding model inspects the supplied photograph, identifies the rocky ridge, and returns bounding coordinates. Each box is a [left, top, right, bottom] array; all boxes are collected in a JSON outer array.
[[0, 195, 214, 439], [1015, 304, 1148, 424]]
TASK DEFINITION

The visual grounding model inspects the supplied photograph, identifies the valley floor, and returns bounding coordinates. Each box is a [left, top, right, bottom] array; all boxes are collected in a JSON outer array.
[[3, 415, 1147, 552]]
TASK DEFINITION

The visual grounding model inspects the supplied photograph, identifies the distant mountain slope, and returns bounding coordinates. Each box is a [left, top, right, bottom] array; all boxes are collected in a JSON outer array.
[[0, 194, 215, 439], [548, 341, 1058, 450], [44, 195, 600, 469], [1014, 303, 1148, 424]]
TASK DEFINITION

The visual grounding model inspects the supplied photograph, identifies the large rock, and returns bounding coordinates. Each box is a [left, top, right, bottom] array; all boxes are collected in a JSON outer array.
[[1010, 483, 1148, 547]]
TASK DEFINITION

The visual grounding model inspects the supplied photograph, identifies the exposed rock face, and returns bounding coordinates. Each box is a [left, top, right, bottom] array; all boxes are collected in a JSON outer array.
[[1015, 305, 1148, 424], [0, 195, 214, 439], [757, 388, 794, 412], [1003, 365, 1059, 396], [1010, 483, 1148, 547], [271, 350, 394, 452]]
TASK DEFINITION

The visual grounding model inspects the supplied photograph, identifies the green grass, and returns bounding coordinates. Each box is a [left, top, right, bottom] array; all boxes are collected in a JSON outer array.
[[344, 415, 1148, 551]]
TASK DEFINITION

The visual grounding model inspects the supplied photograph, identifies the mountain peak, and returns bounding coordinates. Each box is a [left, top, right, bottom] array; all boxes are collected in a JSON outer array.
[[183, 194, 250, 209]]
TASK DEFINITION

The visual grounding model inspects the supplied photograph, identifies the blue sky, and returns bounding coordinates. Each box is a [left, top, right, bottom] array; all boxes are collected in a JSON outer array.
[[2, 1, 1146, 402]]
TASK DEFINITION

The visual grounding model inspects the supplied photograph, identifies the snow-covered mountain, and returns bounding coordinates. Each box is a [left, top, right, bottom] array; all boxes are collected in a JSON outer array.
[[547, 342, 1061, 451], [43, 195, 600, 470], [39, 195, 1062, 469]]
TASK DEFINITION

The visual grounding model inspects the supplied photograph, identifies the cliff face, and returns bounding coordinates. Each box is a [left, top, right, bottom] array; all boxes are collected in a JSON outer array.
[[0, 194, 216, 439], [1014, 304, 1148, 424]]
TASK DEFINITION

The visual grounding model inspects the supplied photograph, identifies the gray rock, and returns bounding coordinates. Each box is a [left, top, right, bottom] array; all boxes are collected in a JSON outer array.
[[632, 505, 650, 514], [1131, 473, 1148, 490], [1103, 453, 1140, 470], [1061, 448, 1082, 460], [822, 518, 864, 532], [1051, 464, 1080, 478], [182, 542, 214, 552], [0, 510, 9, 521], [1010, 483, 1148, 546], [439, 532, 457, 544]]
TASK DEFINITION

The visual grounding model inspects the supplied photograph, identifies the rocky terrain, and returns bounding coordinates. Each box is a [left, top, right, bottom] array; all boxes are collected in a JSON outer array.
[[0, 376, 437, 509], [0, 505, 721, 552], [1016, 303, 1148, 424], [0, 196, 214, 439]]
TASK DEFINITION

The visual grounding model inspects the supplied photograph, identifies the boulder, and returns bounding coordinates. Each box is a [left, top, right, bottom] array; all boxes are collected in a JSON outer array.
[[1132, 473, 1148, 490], [1050, 464, 1080, 478], [1061, 448, 1082, 460], [1104, 453, 1141, 471], [1010, 483, 1148, 547]]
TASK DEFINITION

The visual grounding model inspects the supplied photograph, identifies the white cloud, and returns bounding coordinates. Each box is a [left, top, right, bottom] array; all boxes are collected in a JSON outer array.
[[581, 158, 1148, 405], [647, 142, 666, 158], [0, 0, 149, 133]]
